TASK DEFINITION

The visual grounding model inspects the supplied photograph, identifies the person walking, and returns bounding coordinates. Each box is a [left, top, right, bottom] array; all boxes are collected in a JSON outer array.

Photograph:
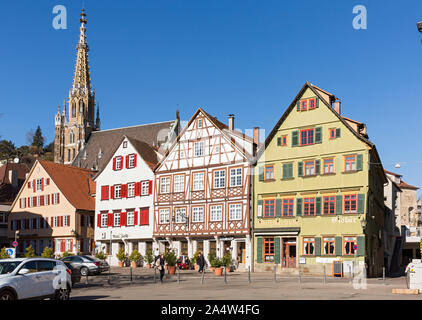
[[155, 253, 166, 283], [197, 252, 205, 273]]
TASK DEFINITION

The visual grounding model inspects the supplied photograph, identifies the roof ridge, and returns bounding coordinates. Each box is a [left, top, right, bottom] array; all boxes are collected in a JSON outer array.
[[91, 120, 176, 133], [39, 160, 94, 173]]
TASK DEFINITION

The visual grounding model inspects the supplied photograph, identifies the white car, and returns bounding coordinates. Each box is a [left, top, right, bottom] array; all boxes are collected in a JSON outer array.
[[0, 258, 72, 300]]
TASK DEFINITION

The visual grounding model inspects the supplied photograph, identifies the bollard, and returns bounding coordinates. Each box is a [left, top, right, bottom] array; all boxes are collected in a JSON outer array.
[[383, 267, 385, 285], [298, 268, 301, 284], [154, 267, 157, 283], [248, 266, 251, 284], [224, 267, 227, 284], [130, 266, 133, 283], [349, 266, 352, 284], [274, 265, 277, 283], [178, 267, 180, 284], [201, 269, 205, 285], [108, 267, 111, 285], [85, 274, 88, 285]]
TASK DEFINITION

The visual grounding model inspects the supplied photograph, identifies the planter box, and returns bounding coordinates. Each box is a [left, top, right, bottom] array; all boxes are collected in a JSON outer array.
[[214, 267, 223, 276], [167, 266, 176, 275]]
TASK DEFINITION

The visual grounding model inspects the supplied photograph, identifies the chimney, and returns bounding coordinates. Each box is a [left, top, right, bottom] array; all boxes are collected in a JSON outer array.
[[253, 127, 260, 145], [333, 99, 341, 114], [228, 114, 235, 131], [8, 170, 18, 188]]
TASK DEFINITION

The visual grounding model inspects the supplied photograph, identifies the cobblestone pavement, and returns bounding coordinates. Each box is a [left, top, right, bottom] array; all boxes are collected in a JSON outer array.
[[69, 267, 422, 300]]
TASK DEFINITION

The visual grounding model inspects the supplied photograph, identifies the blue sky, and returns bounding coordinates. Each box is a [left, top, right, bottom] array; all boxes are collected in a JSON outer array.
[[1, 0, 422, 192]]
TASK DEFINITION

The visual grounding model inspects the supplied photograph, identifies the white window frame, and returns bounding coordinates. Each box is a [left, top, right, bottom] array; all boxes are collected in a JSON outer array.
[[194, 141, 204, 157], [159, 209, 170, 224], [229, 203, 242, 220], [20, 198, 26, 209], [175, 208, 187, 223], [174, 175, 185, 193], [210, 205, 223, 221], [230, 168, 242, 187], [65, 239, 71, 252], [63, 215, 69, 227], [213, 170, 225, 189], [36, 178, 42, 192], [160, 177, 170, 194], [53, 193, 59, 204], [29, 197, 33, 208], [193, 172, 204, 191], [114, 185, 121, 199], [192, 207, 204, 223], [141, 181, 150, 196], [114, 212, 121, 227], [127, 183, 135, 198], [116, 156, 122, 170], [36, 196, 40, 207], [101, 213, 108, 227], [53, 216, 58, 228], [128, 154, 135, 168], [126, 211, 134, 226]]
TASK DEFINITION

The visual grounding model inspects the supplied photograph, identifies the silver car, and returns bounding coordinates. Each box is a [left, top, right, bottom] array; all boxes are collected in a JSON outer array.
[[0, 258, 72, 300], [61, 255, 109, 276]]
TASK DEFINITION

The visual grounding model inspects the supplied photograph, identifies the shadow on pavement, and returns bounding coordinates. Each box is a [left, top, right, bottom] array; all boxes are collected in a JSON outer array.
[[70, 295, 110, 300]]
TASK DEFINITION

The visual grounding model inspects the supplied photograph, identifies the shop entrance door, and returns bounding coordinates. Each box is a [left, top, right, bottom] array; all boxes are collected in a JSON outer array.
[[282, 239, 296, 268]]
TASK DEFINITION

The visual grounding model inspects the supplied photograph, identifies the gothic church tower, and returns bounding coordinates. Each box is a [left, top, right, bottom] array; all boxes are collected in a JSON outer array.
[[54, 9, 100, 164]]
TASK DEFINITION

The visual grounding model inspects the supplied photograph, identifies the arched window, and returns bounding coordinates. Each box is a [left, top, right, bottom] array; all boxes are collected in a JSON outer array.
[[72, 103, 76, 118], [69, 131, 75, 144], [79, 100, 84, 113]]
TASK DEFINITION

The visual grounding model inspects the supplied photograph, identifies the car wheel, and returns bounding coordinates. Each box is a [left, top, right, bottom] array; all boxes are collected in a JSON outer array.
[[80, 267, 89, 276], [0, 290, 16, 300], [54, 286, 70, 300]]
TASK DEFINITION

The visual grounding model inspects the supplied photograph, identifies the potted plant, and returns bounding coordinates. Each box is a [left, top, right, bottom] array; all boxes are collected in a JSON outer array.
[[95, 251, 107, 261], [208, 252, 216, 272], [62, 251, 74, 258], [116, 247, 127, 267], [191, 250, 200, 271], [24, 245, 36, 258], [41, 247, 54, 258], [145, 250, 154, 268], [0, 247, 10, 259], [129, 250, 142, 268], [165, 250, 177, 275], [222, 251, 232, 273], [211, 257, 224, 276]]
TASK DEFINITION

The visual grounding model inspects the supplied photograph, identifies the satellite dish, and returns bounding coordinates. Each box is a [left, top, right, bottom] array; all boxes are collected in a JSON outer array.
[[13, 158, 19, 164]]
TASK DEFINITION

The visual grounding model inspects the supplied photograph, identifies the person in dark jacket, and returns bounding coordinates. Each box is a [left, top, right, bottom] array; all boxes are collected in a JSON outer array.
[[155, 254, 166, 283], [197, 252, 205, 273]]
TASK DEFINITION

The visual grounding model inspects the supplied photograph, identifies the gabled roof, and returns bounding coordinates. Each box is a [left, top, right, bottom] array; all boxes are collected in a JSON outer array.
[[93, 135, 160, 179], [0, 163, 30, 204], [399, 180, 419, 190], [72, 120, 178, 172], [259, 81, 387, 183], [39, 161, 96, 211], [154, 107, 258, 171], [384, 170, 402, 178]]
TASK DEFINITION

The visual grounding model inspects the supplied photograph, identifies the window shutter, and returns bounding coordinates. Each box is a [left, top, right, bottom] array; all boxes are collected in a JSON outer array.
[[277, 137, 282, 146], [356, 154, 363, 171], [335, 128, 341, 138], [121, 212, 127, 227], [357, 236, 365, 256], [296, 198, 302, 216], [282, 164, 287, 179], [315, 159, 320, 175], [110, 186, 114, 199], [288, 163, 293, 178], [296, 101, 300, 111], [275, 199, 282, 218], [121, 184, 127, 198], [256, 238, 263, 263], [125, 155, 129, 169], [133, 154, 137, 167], [40, 196, 44, 206], [315, 197, 322, 216], [28, 182, 31, 189], [315, 237, 321, 256], [257, 200, 263, 218], [135, 182, 141, 196], [335, 237, 343, 256], [33, 180, 36, 192], [148, 180, 153, 195], [292, 131, 299, 147], [315, 127, 322, 144], [67, 215, 70, 227], [134, 211, 139, 225], [298, 162, 303, 177], [336, 195, 343, 215], [46, 178, 50, 185], [258, 166, 264, 182], [41, 178, 44, 191], [112, 157, 116, 171], [315, 97, 319, 108], [97, 214, 101, 227], [274, 238, 281, 264], [357, 194, 365, 214], [107, 213, 113, 227]]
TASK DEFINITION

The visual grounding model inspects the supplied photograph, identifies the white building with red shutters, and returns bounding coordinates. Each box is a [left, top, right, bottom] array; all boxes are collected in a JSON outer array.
[[154, 108, 259, 270], [94, 135, 161, 266]]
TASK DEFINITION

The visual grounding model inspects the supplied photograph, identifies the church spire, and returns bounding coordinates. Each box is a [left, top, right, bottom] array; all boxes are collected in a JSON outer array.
[[96, 102, 101, 130]]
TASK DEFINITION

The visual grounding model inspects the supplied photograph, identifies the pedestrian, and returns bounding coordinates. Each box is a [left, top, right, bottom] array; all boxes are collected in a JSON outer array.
[[197, 252, 205, 273], [155, 253, 166, 283]]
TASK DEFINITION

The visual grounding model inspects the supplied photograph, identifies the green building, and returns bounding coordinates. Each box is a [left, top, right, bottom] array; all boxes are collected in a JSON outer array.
[[253, 82, 387, 278]]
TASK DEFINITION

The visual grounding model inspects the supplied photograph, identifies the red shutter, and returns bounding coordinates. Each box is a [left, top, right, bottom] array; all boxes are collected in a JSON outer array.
[[121, 184, 127, 198], [33, 180, 36, 192], [121, 212, 126, 227], [97, 214, 101, 227], [67, 215, 70, 227], [133, 154, 137, 167], [57, 193, 60, 204], [140, 208, 149, 225], [48, 194, 50, 205], [41, 178, 44, 191], [148, 180, 153, 195], [19, 199, 22, 209], [60, 240, 65, 253], [108, 213, 113, 227], [40, 196, 44, 206], [27, 182, 31, 189], [60, 216, 63, 227], [135, 182, 141, 196], [112, 157, 116, 170], [46, 178, 50, 185], [24, 198, 27, 208], [110, 186, 114, 199], [101, 186, 109, 200], [134, 211, 138, 225], [125, 155, 129, 169], [70, 239, 73, 253]]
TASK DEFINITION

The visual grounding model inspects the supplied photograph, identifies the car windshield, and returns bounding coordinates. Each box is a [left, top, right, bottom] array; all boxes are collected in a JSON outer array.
[[0, 261, 21, 275]]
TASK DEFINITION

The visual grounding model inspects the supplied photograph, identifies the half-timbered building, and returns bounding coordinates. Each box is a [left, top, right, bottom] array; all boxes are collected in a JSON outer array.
[[154, 108, 259, 270]]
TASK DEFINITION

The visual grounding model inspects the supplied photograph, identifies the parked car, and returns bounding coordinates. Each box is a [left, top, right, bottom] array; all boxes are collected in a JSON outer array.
[[0, 258, 72, 300], [61, 255, 109, 276], [63, 262, 81, 286]]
